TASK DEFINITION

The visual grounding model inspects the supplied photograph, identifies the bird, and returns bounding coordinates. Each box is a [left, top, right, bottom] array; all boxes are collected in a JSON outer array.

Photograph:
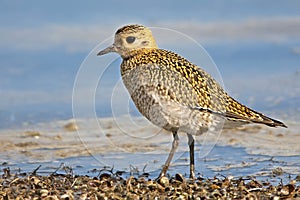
[[97, 24, 287, 180]]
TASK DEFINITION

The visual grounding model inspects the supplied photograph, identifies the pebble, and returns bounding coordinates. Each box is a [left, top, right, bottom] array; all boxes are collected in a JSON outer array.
[[0, 173, 299, 199], [64, 122, 79, 131]]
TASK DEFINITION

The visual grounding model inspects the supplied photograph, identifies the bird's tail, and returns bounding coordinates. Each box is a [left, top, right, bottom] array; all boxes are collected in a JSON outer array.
[[249, 111, 287, 128], [225, 97, 287, 128]]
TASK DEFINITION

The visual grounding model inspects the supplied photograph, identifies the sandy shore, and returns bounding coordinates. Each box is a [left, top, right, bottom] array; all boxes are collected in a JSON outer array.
[[0, 116, 299, 160]]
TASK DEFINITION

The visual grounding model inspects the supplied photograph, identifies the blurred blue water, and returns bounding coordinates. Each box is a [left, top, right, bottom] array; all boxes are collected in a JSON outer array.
[[1, 1, 300, 128], [1, 0, 300, 26]]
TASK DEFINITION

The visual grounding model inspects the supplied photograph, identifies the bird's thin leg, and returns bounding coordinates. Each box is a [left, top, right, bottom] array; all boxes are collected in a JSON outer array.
[[187, 133, 195, 180], [157, 131, 179, 179]]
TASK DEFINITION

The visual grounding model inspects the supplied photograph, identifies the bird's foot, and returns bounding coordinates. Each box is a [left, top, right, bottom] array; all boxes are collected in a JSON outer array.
[[155, 172, 166, 182], [189, 173, 195, 181]]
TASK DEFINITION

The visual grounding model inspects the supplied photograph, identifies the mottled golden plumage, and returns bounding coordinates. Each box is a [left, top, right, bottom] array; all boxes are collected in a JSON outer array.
[[97, 24, 287, 180]]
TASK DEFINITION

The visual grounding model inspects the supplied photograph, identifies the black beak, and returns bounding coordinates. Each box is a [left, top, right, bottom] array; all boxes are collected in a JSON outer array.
[[97, 44, 116, 56]]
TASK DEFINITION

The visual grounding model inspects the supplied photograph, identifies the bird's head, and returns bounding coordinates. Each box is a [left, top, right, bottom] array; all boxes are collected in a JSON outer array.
[[97, 24, 158, 58]]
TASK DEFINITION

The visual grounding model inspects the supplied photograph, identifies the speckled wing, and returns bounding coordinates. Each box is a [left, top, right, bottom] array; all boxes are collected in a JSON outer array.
[[172, 55, 287, 128]]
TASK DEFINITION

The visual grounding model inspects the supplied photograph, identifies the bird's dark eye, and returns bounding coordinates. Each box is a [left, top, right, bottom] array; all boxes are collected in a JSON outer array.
[[126, 36, 136, 44]]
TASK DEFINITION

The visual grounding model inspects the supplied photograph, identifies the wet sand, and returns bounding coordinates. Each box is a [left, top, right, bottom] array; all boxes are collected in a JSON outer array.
[[0, 116, 299, 164]]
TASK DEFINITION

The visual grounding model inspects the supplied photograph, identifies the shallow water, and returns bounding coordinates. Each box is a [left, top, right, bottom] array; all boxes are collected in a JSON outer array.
[[2, 144, 299, 186]]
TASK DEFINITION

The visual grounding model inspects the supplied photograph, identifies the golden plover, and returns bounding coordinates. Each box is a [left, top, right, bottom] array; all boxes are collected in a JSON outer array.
[[97, 24, 287, 180]]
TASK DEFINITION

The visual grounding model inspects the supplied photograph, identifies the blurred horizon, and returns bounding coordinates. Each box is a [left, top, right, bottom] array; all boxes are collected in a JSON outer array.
[[1, 0, 300, 128]]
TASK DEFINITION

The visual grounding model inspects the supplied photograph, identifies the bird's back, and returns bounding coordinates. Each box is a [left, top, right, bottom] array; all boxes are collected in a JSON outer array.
[[121, 48, 286, 132]]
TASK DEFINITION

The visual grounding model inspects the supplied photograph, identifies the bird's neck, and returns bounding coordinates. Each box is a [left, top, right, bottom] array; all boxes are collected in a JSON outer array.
[[121, 48, 157, 59], [120, 48, 158, 76]]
